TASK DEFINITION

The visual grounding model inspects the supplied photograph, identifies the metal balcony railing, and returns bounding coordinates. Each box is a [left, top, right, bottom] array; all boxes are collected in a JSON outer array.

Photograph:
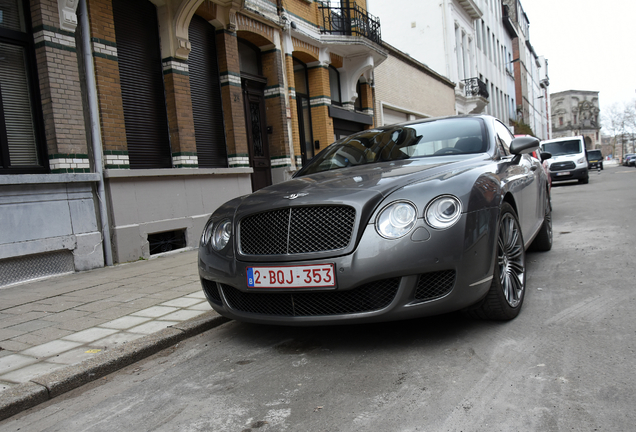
[[463, 78, 489, 99], [318, 1, 382, 45]]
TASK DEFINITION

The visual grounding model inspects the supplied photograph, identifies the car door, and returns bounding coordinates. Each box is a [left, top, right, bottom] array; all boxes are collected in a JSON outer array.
[[494, 121, 541, 239]]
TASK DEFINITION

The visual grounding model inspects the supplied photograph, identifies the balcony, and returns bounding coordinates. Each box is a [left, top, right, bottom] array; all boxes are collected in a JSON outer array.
[[463, 78, 489, 99], [318, 1, 382, 45], [502, 4, 517, 38]]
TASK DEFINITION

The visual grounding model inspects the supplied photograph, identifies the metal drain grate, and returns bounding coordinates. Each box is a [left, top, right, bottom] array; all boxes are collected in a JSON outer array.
[[0, 250, 75, 288]]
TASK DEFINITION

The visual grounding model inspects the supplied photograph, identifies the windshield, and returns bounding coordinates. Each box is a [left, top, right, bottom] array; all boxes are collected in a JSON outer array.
[[587, 150, 602, 160], [296, 117, 487, 176], [541, 140, 582, 156]]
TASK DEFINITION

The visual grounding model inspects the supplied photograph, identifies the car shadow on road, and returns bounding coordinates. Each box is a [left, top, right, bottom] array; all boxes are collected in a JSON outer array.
[[221, 311, 505, 357]]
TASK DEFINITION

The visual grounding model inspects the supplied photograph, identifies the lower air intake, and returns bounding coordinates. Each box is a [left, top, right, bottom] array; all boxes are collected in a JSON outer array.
[[220, 278, 400, 316]]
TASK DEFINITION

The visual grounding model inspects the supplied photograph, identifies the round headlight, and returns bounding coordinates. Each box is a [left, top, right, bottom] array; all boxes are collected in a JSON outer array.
[[211, 220, 232, 251], [376, 201, 417, 239], [201, 219, 215, 246], [425, 195, 462, 229]]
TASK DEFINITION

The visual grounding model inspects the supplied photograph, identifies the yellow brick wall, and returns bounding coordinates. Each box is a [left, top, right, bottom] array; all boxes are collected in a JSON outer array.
[[308, 66, 333, 150], [86, 0, 127, 153], [286, 54, 301, 158], [164, 72, 196, 154], [217, 31, 248, 157]]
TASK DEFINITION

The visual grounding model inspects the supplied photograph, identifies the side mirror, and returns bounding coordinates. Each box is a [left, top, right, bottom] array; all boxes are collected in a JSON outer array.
[[540, 152, 552, 161], [510, 136, 540, 155]]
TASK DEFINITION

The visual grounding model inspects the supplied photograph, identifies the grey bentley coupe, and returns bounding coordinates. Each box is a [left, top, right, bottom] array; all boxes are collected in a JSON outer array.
[[198, 115, 552, 325]]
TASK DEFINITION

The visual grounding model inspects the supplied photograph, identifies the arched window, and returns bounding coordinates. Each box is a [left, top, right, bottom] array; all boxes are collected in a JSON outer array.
[[238, 40, 261, 77], [329, 66, 341, 106], [188, 14, 227, 168], [293, 58, 314, 163], [113, 0, 171, 169]]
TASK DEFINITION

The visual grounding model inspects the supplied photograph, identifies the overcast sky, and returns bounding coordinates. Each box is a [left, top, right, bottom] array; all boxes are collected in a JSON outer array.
[[520, 0, 636, 114]]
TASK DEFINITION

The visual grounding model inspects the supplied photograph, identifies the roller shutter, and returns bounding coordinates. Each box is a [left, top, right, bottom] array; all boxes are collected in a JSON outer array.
[[112, 0, 172, 169], [188, 15, 227, 168]]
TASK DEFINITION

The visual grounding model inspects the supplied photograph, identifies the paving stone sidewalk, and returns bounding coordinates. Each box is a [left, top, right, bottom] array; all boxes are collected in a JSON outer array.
[[0, 249, 217, 397]]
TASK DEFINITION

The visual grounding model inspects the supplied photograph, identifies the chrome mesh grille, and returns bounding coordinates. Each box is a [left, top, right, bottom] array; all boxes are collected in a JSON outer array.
[[220, 278, 399, 316], [239, 206, 356, 255], [550, 161, 576, 171], [413, 270, 456, 302]]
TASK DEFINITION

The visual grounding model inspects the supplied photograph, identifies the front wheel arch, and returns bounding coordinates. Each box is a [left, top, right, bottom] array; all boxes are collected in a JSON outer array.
[[465, 202, 526, 320]]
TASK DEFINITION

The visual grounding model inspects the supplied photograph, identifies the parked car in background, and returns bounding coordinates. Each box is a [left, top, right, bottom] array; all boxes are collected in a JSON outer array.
[[586, 149, 603, 170], [540, 136, 589, 184], [531, 148, 552, 189], [628, 155, 636, 167], [516, 135, 552, 190], [199, 115, 552, 326], [622, 154, 635, 166]]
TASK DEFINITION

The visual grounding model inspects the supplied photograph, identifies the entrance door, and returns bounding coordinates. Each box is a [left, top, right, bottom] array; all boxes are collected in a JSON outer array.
[[333, 118, 365, 141], [242, 78, 271, 191]]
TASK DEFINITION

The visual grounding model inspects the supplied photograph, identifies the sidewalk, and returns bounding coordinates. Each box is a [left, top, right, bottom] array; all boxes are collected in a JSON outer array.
[[0, 249, 227, 420]]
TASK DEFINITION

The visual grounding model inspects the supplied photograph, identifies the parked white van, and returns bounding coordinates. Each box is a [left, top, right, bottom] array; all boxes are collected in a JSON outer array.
[[540, 136, 589, 184]]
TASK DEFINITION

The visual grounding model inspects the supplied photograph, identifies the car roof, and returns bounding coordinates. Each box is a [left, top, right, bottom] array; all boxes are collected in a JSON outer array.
[[540, 136, 585, 145]]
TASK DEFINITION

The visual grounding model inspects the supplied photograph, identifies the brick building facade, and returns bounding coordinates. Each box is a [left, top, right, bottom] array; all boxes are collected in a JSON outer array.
[[0, 0, 388, 285]]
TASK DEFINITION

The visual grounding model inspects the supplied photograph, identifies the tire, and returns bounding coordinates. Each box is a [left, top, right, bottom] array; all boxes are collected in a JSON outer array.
[[579, 175, 589, 184], [529, 191, 552, 252], [467, 203, 526, 321]]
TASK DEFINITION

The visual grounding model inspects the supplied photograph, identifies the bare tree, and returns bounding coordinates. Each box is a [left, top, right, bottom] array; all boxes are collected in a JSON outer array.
[[602, 101, 636, 161]]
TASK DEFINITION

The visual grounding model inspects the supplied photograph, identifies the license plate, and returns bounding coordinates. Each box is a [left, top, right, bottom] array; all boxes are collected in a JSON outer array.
[[556, 171, 570, 176], [247, 264, 336, 288]]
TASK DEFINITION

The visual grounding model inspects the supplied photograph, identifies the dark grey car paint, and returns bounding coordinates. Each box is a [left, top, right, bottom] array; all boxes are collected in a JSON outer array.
[[198, 115, 549, 325]]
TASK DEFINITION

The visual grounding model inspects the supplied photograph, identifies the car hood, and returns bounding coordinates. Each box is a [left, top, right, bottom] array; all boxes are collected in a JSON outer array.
[[233, 157, 485, 220]]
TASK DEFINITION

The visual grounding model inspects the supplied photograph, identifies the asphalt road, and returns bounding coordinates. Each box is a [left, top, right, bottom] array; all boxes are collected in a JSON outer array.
[[2, 164, 635, 432]]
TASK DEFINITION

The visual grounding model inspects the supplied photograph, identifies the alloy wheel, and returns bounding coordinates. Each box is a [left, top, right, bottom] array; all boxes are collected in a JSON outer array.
[[497, 213, 525, 307]]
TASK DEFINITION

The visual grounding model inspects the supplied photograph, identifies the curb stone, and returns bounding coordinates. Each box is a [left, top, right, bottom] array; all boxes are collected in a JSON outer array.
[[0, 311, 229, 421]]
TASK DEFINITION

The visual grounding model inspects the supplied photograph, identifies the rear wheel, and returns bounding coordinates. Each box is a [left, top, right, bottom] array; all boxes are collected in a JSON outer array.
[[467, 203, 526, 320]]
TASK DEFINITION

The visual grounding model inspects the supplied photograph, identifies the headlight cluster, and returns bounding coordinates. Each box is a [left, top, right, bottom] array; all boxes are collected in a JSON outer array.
[[201, 219, 232, 251], [375, 195, 463, 239], [376, 201, 417, 239], [425, 195, 462, 229]]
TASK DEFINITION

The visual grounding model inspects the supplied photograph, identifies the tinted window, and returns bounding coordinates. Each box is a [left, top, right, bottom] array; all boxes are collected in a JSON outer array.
[[541, 139, 582, 156], [297, 117, 486, 176], [494, 120, 513, 155]]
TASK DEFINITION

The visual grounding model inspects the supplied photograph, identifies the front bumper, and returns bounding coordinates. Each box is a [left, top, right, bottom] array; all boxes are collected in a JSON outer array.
[[549, 166, 588, 182], [198, 208, 499, 325], [588, 161, 602, 169]]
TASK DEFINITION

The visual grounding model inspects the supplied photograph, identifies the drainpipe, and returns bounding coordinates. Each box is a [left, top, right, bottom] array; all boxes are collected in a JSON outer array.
[[78, 0, 113, 266]]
